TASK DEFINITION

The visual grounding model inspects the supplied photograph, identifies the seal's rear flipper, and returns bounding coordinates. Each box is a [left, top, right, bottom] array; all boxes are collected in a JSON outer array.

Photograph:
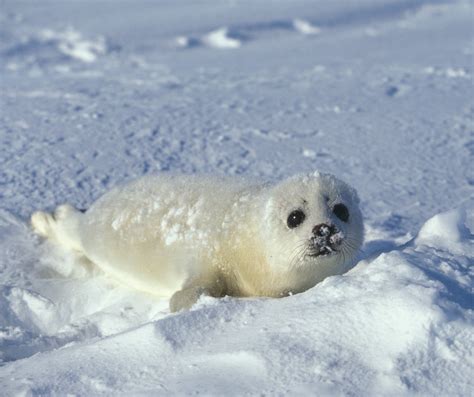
[[31, 204, 84, 253]]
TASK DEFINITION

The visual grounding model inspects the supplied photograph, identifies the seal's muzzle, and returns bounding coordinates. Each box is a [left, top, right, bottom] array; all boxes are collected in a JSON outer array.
[[310, 223, 344, 257]]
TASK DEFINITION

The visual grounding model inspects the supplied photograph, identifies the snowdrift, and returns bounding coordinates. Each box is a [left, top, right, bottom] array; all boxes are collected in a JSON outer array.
[[0, 208, 472, 395]]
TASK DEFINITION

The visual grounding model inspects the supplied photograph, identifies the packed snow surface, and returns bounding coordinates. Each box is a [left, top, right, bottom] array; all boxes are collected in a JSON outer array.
[[0, 0, 473, 395]]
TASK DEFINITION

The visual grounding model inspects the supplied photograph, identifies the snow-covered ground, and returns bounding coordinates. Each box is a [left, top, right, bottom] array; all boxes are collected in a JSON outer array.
[[0, 0, 473, 395]]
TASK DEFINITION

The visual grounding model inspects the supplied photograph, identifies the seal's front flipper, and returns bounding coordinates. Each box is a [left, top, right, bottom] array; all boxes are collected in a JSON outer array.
[[169, 275, 227, 312], [169, 286, 210, 312]]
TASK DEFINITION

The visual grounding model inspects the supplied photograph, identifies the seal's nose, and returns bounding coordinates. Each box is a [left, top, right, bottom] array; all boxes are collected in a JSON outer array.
[[312, 223, 335, 237]]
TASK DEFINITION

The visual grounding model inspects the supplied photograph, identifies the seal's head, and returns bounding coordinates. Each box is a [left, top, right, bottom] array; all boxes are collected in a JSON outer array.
[[261, 172, 363, 283]]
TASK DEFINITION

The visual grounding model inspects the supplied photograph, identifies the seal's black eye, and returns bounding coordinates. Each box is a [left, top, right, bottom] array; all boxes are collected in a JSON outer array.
[[333, 203, 349, 222], [287, 210, 306, 229]]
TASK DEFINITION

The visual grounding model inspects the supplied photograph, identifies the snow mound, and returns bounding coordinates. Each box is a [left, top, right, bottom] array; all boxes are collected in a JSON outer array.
[[2, 26, 110, 70], [39, 28, 108, 63], [416, 208, 473, 255], [175, 27, 241, 50], [173, 17, 323, 51], [202, 28, 242, 49], [292, 19, 321, 35], [0, 208, 472, 395]]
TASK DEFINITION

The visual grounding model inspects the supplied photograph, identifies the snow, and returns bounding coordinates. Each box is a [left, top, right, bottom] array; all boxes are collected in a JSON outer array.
[[0, 0, 473, 395], [39, 28, 107, 63], [416, 208, 473, 255], [202, 28, 242, 49], [292, 19, 321, 35]]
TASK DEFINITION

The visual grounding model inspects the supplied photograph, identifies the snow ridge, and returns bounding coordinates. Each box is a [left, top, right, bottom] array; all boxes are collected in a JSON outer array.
[[0, 207, 472, 395]]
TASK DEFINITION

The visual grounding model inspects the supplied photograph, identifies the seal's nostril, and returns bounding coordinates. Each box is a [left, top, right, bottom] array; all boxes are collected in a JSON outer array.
[[313, 223, 332, 237]]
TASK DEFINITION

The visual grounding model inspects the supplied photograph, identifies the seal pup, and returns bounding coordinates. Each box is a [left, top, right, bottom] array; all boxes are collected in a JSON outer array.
[[31, 172, 364, 312]]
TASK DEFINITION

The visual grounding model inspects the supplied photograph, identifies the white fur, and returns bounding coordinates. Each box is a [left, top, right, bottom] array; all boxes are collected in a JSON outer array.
[[31, 172, 364, 302]]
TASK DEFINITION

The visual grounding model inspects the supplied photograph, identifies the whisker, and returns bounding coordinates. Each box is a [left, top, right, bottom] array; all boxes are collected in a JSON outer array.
[[291, 245, 309, 269], [288, 243, 305, 268]]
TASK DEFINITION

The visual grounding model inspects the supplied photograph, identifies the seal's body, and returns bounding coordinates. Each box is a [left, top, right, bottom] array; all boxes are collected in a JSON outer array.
[[31, 172, 364, 311]]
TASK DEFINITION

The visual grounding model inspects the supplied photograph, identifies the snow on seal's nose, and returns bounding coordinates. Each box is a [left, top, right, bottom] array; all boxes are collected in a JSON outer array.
[[313, 223, 332, 237], [311, 223, 344, 254]]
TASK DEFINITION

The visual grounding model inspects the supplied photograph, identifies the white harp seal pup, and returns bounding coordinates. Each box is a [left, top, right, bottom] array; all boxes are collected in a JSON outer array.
[[31, 172, 364, 312]]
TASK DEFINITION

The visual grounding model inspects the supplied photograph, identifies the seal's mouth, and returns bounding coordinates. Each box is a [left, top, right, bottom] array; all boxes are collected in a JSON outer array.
[[308, 226, 344, 258], [308, 245, 337, 257]]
